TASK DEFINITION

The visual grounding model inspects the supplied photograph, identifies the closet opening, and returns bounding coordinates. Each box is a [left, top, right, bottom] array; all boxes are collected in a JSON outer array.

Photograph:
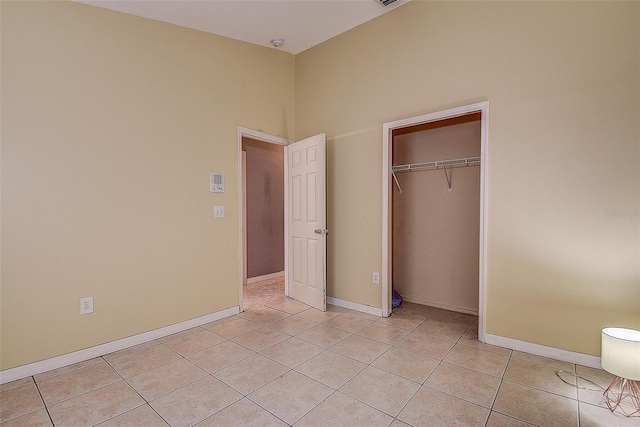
[[382, 102, 488, 342]]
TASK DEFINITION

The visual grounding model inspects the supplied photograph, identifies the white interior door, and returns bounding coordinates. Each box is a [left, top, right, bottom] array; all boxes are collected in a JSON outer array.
[[287, 134, 327, 311]]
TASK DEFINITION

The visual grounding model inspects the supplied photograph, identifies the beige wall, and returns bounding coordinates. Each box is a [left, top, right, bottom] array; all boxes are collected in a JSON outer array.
[[0, 1, 294, 369], [296, 1, 639, 355], [393, 120, 480, 314], [243, 138, 285, 278], [1, 0, 639, 371]]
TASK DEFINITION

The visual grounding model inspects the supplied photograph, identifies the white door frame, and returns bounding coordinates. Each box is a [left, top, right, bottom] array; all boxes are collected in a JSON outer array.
[[237, 127, 291, 312], [381, 101, 489, 342]]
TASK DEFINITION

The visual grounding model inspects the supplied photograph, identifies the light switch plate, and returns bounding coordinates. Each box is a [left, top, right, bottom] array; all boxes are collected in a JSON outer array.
[[214, 206, 224, 218]]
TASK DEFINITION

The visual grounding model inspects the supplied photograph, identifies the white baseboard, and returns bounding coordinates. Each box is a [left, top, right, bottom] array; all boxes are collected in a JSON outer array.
[[485, 334, 601, 369], [246, 271, 284, 284], [0, 306, 240, 385], [327, 297, 382, 317], [400, 296, 478, 316]]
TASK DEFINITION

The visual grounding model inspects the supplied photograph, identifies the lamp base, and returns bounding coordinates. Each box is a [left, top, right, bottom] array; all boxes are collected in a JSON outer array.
[[603, 377, 640, 417]]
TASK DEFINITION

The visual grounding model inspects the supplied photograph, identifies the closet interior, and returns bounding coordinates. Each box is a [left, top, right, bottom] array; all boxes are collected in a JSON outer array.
[[392, 112, 481, 316]]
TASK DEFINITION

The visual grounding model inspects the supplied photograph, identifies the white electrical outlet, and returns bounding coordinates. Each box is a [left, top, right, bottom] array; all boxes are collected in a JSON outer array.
[[373, 272, 380, 284], [80, 297, 93, 314]]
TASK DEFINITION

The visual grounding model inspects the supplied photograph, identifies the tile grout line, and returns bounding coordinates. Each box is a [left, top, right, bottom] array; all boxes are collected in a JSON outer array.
[[31, 376, 56, 427], [100, 354, 171, 427]]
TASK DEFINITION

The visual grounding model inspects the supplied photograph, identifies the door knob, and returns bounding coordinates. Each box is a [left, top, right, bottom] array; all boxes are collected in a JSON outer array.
[[314, 228, 329, 235]]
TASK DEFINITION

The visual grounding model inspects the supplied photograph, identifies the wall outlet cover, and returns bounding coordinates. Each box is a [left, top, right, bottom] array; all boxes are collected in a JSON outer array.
[[80, 297, 93, 314]]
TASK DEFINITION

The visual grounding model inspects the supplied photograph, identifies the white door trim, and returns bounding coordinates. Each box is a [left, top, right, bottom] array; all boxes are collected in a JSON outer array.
[[381, 101, 489, 342], [237, 127, 291, 312]]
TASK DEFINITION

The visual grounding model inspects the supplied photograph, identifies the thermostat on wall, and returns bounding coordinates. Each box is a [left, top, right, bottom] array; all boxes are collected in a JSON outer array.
[[210, 172, 224, 193]]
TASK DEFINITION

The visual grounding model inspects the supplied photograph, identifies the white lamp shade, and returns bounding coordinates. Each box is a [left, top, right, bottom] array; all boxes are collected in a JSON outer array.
[[601, 327, 640, 381]]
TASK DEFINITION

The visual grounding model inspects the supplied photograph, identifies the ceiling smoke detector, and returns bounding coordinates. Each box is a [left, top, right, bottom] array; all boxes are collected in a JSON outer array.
[[373, 0, 398, 6], [270, 39, 284, 48]]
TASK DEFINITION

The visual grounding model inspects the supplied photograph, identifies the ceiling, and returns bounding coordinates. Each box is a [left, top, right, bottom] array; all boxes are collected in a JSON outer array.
[[76, 0, 410, 55]]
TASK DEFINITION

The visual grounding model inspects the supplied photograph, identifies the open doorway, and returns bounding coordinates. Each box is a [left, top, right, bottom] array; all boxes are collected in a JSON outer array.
[[382, 102, 489, 341], [238, 127, 329, 313], [237, 127, 290, 312]]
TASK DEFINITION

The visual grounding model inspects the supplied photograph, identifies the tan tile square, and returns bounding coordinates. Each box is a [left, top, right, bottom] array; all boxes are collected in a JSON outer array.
[[575, 365, 615, 408], [203, 318, 261, 338], [249, 371, 332, 425], [371, 347, 439, 383], [486, 411, 533, 426], [324, 313, 375, 332], [510, 351, 575, 371], [48, 381, 144, 426], [296, 324, 351, 348], [579, 401, 640, 427], [161, 329, 226, 356], [102, 340, 161, 362], [398, 386, 489, 426], [329, 334, 390, 364], [108, 344, 180, 378], [390, 420, 413, 427], [242, 307, 290, 325], [457, 338, 512, 356], [493, 381, 578, 426], [0, 380, 45, 423], [0, 377, 34, 393], [356, 322, 409, 345], [266, 298, 311, 314], [127, 358, 207, 400], [425, 362, 501, 408], [260, 337, 323, 368], [158, 327, 202, 344], [37, 361, 121, 405], [296, 350, 366, 389], [150, 376, 241, 427], [576, 365, 615, 385], [395, 330, 455, 359], [430, 309, 476, 325], [268, 316, 318, 335], [504, 357, 577, 399], [326, 304, 352, 313], [393, 302, 437, 319], [201, 314, 241, 328], [414, 318, 469, 341], [340, 366, 420, 416], [296, 391, 393, 427], [377, 312, 425, 330], [231, 327, 289, 351], [214, 354, 289, 394], [337, 309, 379, 321], [99, 404, 169, 426], [444, 343, 509, 377], [0, 409, 53, 427], [463, 322, 480, 340], [187, 340, 255, 373], [295, 307, 342, 322], [196, 398, 287, 426], [33, 357, 104, 382]]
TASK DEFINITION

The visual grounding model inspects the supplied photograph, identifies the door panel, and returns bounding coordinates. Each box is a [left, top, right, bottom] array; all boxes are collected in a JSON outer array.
[[287, 134, 327, 311]]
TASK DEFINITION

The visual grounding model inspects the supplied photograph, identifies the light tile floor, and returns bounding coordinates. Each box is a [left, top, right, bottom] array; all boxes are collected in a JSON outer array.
[[1, 280, 639, 426]]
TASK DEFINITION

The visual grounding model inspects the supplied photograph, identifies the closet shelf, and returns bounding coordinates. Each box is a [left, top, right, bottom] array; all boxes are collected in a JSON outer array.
[[392, 156, 480, 172]]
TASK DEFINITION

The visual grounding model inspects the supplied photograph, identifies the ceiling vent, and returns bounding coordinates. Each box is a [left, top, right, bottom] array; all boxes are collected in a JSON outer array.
[[374, 0, 398, 6]]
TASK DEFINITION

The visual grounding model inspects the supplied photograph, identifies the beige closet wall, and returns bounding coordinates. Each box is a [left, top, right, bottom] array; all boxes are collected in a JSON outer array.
[[393, 119, 480, 314], [1, 1, 295, 370], [296, 1, 639, 355]]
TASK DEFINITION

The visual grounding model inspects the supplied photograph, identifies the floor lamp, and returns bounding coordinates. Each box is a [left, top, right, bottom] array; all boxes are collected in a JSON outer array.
[[601, 327, 640, 417]]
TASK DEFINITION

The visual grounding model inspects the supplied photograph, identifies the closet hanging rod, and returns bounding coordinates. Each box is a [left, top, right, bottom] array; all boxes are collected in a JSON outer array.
[[392, 156, 481, 173]]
